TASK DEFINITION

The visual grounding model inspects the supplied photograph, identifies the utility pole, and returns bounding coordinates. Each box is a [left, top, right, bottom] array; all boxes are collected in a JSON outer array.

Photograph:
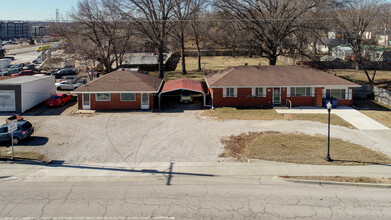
[[56, 9, 60, 23]]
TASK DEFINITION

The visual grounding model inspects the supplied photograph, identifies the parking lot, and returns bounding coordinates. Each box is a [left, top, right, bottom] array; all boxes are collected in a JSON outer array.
[[1, 103, 389, 165]]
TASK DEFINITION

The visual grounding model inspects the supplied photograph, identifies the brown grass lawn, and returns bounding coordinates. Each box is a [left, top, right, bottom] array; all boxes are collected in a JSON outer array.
[[150, 56, 283, 81], [354, 99, 391, 129], [280, 176, 391, 184], [328, 69, 391, 90], [203, 107, 354, 128], [220, 132, 391, 165], [0, 148, 49, 163]]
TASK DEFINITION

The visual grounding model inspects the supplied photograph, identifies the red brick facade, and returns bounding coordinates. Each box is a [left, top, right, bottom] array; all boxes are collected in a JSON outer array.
[[211, 87, 354, 107], [77, 93, 155, 110]]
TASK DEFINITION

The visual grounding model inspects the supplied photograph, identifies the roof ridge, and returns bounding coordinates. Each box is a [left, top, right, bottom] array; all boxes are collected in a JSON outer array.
[[207, 67, 236, 86]]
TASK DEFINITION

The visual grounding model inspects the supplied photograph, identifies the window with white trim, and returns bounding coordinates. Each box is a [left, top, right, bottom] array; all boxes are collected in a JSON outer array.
[[96, 93, 111, 101], [255, 88, 263, 97], [121, 93, 136, 101], [226, 88, 234, 97], [290, 87, 311, 97], [326, 89, 346, 99]]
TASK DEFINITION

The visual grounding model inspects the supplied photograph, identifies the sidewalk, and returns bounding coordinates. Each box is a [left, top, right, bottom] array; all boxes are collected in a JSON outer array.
[[276, 106, 390, 130], [1, 160, 390, 184]]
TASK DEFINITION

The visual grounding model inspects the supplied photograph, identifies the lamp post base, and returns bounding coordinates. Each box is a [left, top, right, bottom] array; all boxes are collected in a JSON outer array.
[[325, 156, 332, 162]]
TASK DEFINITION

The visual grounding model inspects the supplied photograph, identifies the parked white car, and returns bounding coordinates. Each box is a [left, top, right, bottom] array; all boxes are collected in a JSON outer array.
[[55, 81, 83, 90]]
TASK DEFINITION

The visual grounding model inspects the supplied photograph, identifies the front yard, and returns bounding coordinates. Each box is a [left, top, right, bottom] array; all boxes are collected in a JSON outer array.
[[354, 99, 391, 129], [220, 131, 391, 165], [203, 107, 354, 128]]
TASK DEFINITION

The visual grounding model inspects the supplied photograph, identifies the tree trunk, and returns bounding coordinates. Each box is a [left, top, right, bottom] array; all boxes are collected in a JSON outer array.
[[269, 56, 277, 65], [195, 36, 202, 72], [158, 41, 164, 79], [180, 29, 187, 75]]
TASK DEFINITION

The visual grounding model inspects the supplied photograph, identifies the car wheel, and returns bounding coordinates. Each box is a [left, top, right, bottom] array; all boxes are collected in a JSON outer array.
[[12, 137, 19, 145]]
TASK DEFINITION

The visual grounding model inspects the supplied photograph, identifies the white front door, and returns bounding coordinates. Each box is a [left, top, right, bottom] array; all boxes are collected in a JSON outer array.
[[82, 94, 90, 110], [141, 93, 150, 110], [273, 88, 281, 104]]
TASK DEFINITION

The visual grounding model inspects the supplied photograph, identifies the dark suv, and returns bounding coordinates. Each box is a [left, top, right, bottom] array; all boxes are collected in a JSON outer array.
[[52, 68, 78, 79], [0, 121, 34, 145]]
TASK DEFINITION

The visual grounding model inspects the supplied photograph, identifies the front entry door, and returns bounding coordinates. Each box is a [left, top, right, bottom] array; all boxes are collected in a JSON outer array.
[[82, 94, 90, 110], [141, 93, 150, 110], [273, 88, 281, 104]]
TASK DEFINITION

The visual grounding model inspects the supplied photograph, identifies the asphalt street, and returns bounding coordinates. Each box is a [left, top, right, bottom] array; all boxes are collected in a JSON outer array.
[[1, 179, 390, 219]]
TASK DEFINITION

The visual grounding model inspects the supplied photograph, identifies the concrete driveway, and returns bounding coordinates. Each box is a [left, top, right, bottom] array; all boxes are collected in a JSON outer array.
[[1, 108, 391, 165], [276, 106, 390, 130]]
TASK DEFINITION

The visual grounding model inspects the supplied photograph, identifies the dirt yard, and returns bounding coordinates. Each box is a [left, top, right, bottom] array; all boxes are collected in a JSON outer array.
[[0, 104, 390, 165]]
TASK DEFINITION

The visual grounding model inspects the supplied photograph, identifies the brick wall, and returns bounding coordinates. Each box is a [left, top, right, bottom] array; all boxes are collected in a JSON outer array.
[[212, 88, 272, 107], [211, 87, 354, 107], [76, 93, 155, 110]]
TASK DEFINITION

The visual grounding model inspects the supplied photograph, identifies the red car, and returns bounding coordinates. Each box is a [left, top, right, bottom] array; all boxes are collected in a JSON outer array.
[[45, 94, 73, 107], [11, 70, 34, 76]]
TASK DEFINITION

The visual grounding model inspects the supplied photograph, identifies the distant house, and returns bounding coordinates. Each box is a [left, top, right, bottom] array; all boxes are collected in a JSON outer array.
[[204, 66, 359, 107], [72, 70, 163, 110], [331, 45, 354, 60], [0, 76, 55, 113], [314, 38, 344, 54]]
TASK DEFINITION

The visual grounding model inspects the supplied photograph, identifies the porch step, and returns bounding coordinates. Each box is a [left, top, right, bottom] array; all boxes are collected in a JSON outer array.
[[273, 105, 290, 110]]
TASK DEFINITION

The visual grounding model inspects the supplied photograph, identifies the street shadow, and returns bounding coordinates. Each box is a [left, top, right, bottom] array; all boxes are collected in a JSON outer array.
[[45, 160, 214, 184], [331, 159, 391, 166]]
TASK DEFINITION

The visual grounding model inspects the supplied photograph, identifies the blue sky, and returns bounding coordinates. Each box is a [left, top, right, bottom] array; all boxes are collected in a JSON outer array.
[[0, 0, 79, 21]]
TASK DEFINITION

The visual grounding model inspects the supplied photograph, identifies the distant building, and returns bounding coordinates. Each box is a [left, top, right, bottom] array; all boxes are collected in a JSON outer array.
[[0, 21, 31, 40], [31, 25, 48, 37]]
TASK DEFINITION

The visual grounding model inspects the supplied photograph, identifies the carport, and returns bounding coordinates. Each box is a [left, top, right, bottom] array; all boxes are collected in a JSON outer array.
[[158, 79, 206, 109]]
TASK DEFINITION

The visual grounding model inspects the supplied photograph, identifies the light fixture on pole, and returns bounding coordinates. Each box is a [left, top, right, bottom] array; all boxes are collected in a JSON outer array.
[[326, 102, 332, 162]]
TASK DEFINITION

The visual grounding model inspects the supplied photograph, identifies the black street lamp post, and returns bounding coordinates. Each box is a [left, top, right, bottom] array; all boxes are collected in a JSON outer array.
[[326, 102, 332, 162]]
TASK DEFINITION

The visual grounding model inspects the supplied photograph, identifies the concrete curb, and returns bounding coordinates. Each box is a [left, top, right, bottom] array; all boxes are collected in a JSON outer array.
[[278, 176, 391, 189]]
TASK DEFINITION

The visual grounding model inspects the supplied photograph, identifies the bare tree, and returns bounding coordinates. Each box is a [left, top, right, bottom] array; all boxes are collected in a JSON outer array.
[[114, 0, 175, 78], [337, 0, 384, 83], [53, 0, 135, 72], [214, 0, 331, 65], [170, 0, 207, 74], [190, 10, 209, 71]]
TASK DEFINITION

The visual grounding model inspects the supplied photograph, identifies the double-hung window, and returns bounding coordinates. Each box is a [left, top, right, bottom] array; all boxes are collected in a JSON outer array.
[[226, 88, 235, 97], [255, 88, 263, 97], [326, 89, 346, 99], [121, 93, 136, 101], [290, 87, 311, 97]]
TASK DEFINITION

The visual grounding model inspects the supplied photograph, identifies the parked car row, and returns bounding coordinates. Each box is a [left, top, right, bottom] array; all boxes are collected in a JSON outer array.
[[52, 68, 79, 79], [55, 75, 87, 90]]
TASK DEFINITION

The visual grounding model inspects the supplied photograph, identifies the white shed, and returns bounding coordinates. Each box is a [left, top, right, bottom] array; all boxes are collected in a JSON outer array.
[[0, 75, 55, 113]]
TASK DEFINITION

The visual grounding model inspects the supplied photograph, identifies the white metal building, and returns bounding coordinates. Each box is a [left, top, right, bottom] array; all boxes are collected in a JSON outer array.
[[0, 76, 55, 113]]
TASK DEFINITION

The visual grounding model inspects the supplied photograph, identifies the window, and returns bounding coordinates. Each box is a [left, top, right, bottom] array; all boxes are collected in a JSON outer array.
[[255, 88, 263, 97], [326, 89, 346, 100], [290, 87, 311, 97], [121, 93, 136, 101], [96, 93, 110, 101], [226, 88, 234, 97]]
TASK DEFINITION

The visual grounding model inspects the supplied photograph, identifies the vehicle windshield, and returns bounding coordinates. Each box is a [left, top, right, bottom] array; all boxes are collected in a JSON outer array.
[[50, 96, 61, 100], [181, 91, 191, 96], [22, 122, 32, 130]]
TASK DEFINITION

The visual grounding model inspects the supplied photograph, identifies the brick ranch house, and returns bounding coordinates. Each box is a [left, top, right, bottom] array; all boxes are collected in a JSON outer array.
[[204, 65, 360, 107], [72, 70, 163, 110]]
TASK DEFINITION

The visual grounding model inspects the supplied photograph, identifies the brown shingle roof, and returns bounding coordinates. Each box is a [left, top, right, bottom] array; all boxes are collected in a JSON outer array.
[[204, 65, 359, 87], [73, 70, 163, 93]]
